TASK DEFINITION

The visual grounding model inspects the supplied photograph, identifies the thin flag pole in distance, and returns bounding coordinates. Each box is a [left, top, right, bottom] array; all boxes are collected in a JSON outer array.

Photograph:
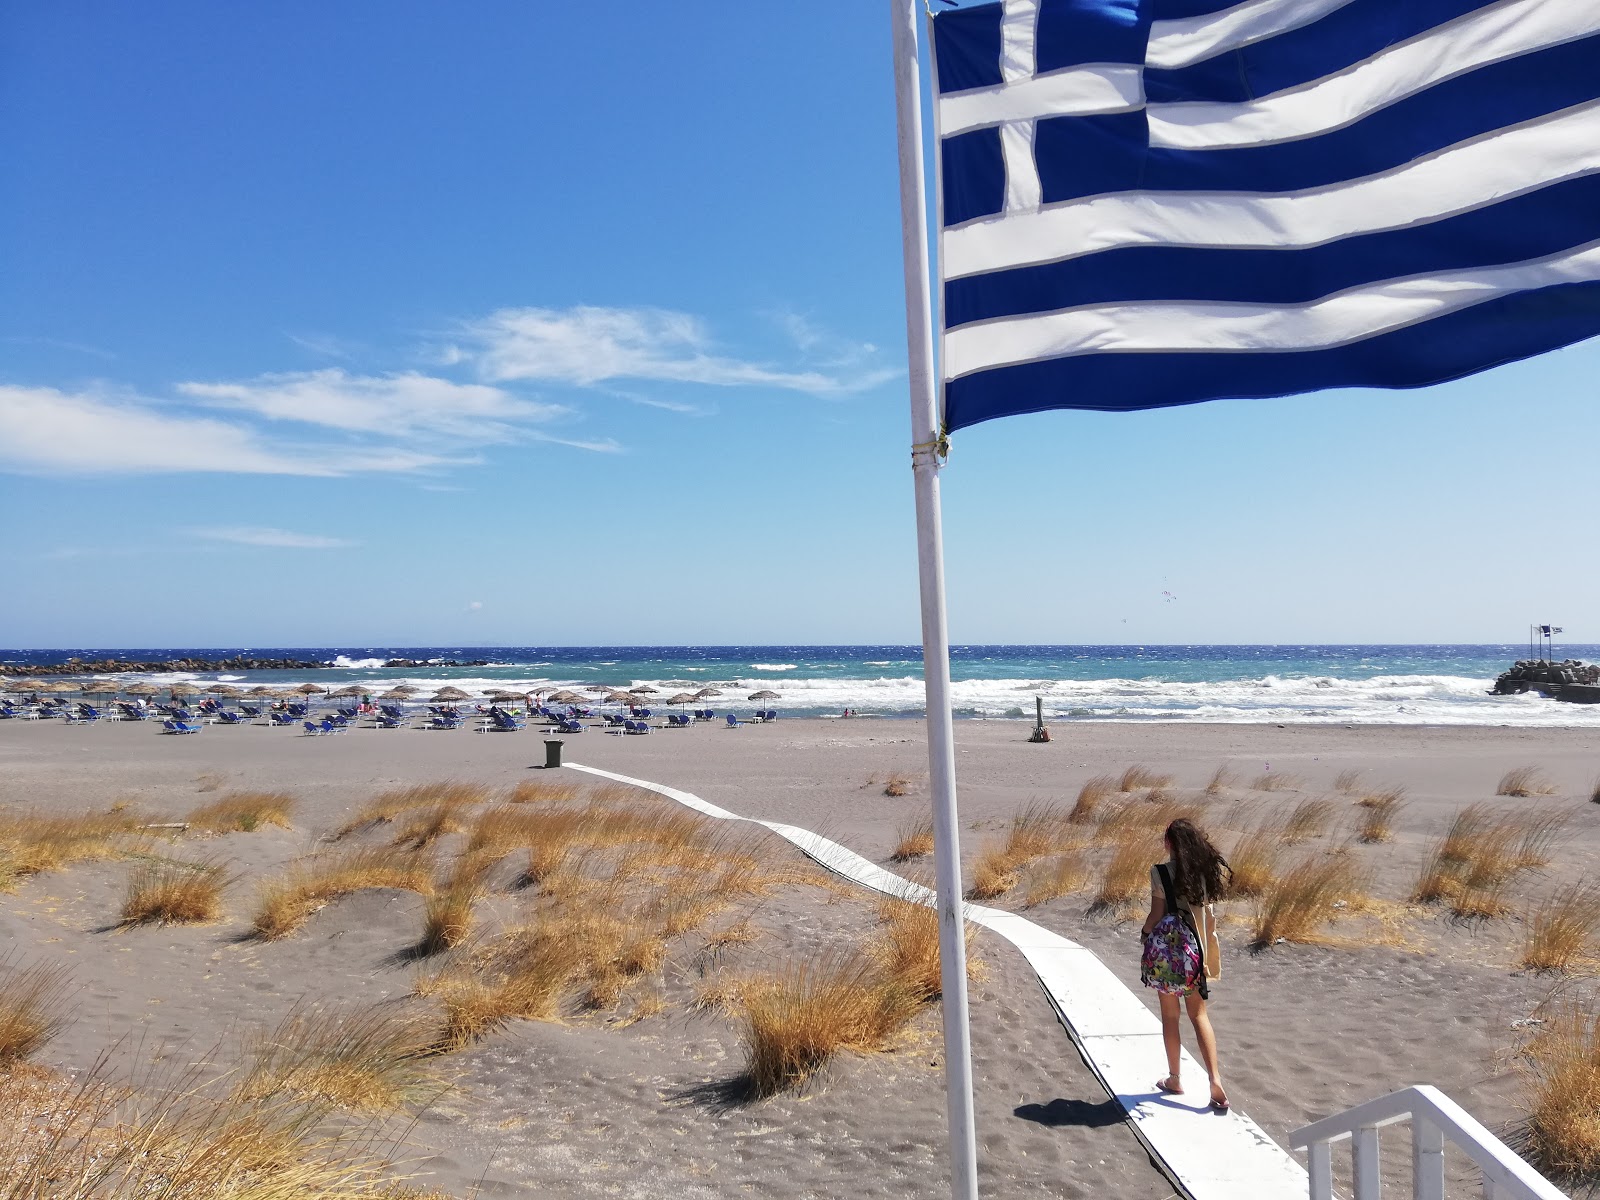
[[889, 1, 980, 1198]]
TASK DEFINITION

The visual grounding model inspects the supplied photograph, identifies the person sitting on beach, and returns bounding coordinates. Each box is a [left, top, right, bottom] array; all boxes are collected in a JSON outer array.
[[1140, 818, 1230, 1113]]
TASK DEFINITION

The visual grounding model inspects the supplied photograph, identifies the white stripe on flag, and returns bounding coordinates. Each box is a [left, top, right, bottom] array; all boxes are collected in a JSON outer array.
[[939, 66, 1143, 135], [943, 238, 1600, 378], [944, 100, 1600, 275], [999, 0, 1039, 81], [1146, 0, 1354, 70], [1149, 0, 1600, 151]]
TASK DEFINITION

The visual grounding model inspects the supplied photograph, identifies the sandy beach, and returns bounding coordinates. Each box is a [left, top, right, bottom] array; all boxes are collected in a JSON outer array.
[[0, 714, 1595, 1197]]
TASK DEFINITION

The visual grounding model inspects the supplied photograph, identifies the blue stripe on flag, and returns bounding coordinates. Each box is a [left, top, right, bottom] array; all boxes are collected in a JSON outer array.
[[945, 174, 1600, 328], [941, 128, 1007, 227], [1144, 0, 1502, 105], [1044, 43, 1600, 206], [1035, 0, 1149, 74], [944, 282, 1600, 427], [934, 3, 1004, 95]]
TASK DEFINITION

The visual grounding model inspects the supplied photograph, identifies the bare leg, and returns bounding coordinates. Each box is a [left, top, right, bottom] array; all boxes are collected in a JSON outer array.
[[1183, 991, 1227, 1105], [1158, 992, 1183, 1090]]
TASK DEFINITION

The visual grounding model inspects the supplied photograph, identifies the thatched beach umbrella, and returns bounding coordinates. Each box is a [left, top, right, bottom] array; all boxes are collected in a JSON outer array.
[[629, 686, 659, 696], [486, 690, 525, 703], [168, 684, 200, 698], [748, 690, 781, 702], [124, 682, 159, 697], [82, 682, 120, 697], [207, 684, 242, 697], [694, 688, 723, 700], [329, 686, 365, 699], [666, 692, 697, 706], [378, 688, 412, 701], [294, 683, 327, 697], [547, 690, 584, 705], [432, 686, 470, 701], [247, 685, 278, 696]]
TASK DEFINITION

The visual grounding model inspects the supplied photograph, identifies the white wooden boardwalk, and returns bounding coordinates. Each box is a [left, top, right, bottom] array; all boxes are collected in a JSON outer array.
[[567, 761, 1311, 1200]]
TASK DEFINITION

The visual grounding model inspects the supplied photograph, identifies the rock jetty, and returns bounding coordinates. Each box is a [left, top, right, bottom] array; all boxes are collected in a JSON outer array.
[[382, 658, 490, 669], [5, 656, 329, 678]]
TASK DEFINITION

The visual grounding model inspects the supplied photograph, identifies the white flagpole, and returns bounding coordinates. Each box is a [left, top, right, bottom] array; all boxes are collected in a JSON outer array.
[[889, 2, 980, 1198]]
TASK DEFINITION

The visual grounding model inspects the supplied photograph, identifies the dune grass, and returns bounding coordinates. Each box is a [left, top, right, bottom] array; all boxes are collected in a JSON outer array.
[[1519, 998, 1600, 1179], [0, 808, 146, 888], [965, 801, 1080, 900], [1250, 771, 1301, 792], [186, 791, 296, 834], [883, 773, 915, 798], [1225, 820, 1282, 899], [1412, 805, 1565, 916], [416, 881, 481, 957], [738, 951, 920, 1097], [1497, 766, 1559, 798], [1069, 774, 1116, 823], [252, 846, 436, 941], [1281, 798, 1333, 844], [1117, 765, 1173, 792], [1333, 769, 1364, 794], [1356, 790, 1404, 844], [121, 855, 234, 926], [1021, 852, 1089, 908], [1204, 764, 1238, 796], [1591, 775, 1600, 805], [336, 780, 492, 839], [1357, 784, 1406, 810], [238, 1004, 441, 1112], [1519, 882, 1600, 972], [889, 813, 934, 862], [0, 957, 71, 1064], [505, 777, 582, 804], [1092, 835, 1162, 911], [1251, 854, 1370, 946], [967, 847, 1021, 900]]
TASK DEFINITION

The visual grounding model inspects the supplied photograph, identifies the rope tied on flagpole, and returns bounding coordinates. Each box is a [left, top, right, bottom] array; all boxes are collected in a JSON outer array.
[[910, 430, 950, 467]]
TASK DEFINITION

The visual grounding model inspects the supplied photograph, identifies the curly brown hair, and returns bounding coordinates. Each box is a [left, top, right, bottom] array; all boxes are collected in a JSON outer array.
[[1164, 818, 1231, 904]]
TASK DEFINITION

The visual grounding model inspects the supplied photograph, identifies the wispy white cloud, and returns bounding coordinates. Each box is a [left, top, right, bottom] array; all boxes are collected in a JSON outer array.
[[180, 369, 566, 443], [189, 526, 357, 549], [447, 306, 899, 397], [3, 334, 118, 361], [286, 332, 360, 360], [0, 385, 451, 477]]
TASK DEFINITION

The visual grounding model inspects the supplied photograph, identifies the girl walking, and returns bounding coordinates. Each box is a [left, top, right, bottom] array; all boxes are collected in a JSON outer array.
[[1140, 818, 1230, 1112]]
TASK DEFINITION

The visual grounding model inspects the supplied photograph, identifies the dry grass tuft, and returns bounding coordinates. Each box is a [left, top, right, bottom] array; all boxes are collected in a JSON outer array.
[[1251, 771, 1301, 792], [1411, 805, 1563, 914], [187, 792, 296, 834], [238, 1003, 440, 1112], [1591, 775, 1600, 805], [1333, 769, 1364, 794], [1356, 790, 1404, 843], [1021, 853, 1089, 908], [337, 780, 491, 839], [1497, 766, 1559, 798], [872, 898, 976, 1003], [0, 808, 146, 887], [252, 846, 435, 940], [1204, 764, 1238, 796], [505, 778, 582, 804], [417, 882, 481, 957], [889, 814, 934, 862], [703, 920, 761, 955], [1225, 820, 1282, 899], [1519, 998, 1600, 1179], [1069, 775, 1116, 823], [1281, 798, 1334, 843], [1251, 854, 1370, 946], [1519, 882, 1600, 972], [882, 773, 915, 798], [1118, 765, 1172, 792], [121, 855, 234, 926], [739, 952, 919, 1097], [1092, 835, 1162, 911], [966, 846, 1020, 900], [0, 957, 72, 1064]]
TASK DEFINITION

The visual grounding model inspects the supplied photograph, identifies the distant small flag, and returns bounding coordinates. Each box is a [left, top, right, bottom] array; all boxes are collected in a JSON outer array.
[[929, 0, 1600, 431]]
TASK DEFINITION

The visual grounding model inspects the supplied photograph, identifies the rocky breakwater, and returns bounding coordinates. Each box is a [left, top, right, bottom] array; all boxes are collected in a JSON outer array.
[[5, 656, 329, 678]]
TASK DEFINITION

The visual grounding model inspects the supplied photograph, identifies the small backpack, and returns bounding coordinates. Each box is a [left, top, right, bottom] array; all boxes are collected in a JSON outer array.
[[1140, 864, 1209, 998]]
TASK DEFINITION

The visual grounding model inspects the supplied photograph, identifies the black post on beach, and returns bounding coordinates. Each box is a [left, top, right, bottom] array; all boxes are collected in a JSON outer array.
[[1029, 696, 1050, 743]]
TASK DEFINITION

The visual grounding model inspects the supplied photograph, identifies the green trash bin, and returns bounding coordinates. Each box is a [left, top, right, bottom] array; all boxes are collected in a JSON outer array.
[[544, 739, 563, 769]]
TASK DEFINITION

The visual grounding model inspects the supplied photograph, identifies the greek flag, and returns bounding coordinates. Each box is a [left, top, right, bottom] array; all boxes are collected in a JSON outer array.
[[931, 0, 1600, 431]]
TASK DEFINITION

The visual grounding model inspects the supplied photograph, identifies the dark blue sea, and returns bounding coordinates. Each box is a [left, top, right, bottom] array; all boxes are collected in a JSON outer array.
[[5, 645, 1598, 725]]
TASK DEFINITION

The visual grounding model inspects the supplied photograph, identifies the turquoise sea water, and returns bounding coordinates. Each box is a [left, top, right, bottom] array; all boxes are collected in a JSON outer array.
[[6, 644, 1599, 725]]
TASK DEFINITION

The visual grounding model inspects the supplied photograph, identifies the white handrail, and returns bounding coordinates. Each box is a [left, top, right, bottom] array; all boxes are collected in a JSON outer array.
[[1289, 1086, 1569, 1200]]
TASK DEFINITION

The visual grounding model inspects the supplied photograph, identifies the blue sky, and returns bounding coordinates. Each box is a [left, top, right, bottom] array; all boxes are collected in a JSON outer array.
[[2, 1, 1596, 649]]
